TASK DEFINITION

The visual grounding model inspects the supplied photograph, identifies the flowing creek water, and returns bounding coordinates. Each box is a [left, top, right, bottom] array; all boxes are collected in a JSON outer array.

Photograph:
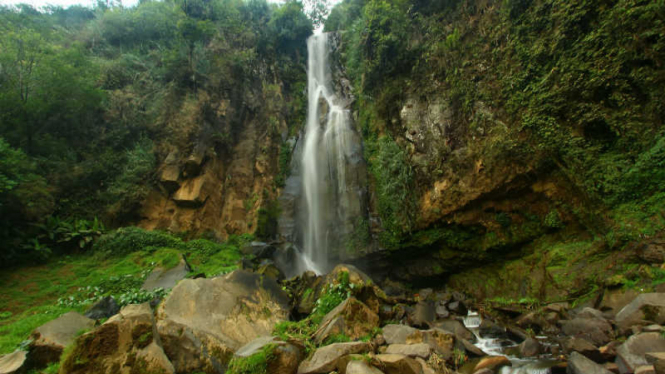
[[461, 311, 561, 374]]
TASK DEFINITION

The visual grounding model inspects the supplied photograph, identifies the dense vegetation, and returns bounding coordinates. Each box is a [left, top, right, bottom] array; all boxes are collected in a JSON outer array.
[[326, 0, 665, 250], [0, 0, 313, 266]]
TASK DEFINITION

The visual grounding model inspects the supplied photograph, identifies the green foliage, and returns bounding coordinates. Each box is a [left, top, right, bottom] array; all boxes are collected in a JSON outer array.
[[93, 227, 182, 257], [365, 136, 416, 248], [544, 209, 564, 229], [313, 271, 351, 317], [227, 344, 275, 374]]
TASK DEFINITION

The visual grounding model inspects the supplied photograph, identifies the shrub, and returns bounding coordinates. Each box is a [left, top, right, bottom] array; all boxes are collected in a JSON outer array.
[[92, 227, 182, 257]]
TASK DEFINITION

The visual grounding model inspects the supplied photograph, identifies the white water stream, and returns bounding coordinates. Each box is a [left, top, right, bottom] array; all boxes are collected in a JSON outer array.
[[462, 311, 558, 374], [299, 33, 354, 274]]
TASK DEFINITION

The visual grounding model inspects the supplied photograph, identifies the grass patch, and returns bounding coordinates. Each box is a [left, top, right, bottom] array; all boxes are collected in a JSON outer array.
[[0, 228, 249, 354], [227, 344, 275, 374]]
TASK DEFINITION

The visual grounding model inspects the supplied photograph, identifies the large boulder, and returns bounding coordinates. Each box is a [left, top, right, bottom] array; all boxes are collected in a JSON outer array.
[[409, 301, 436, 327], [85, 296, 120, 320], [616, 333, 665, 374], [561, 336, 603, 362], [156, 270, 290, 373], [432, 320, 474, 342], [141, 257, 191, 291], [297, 342, 369, 374], [568, 351, 614, 374], [326, 264, 373, 287], [616, 294, 665, 329], [60, 303, 174, 374], [29, 311, 95, 368], [234, 336, 303, 374], [0, 351, 27, 374], [314, 297, 380, 344], [560, 318, 613, 346], [519, 337, 542, 358], [381, 324, 454, 359]]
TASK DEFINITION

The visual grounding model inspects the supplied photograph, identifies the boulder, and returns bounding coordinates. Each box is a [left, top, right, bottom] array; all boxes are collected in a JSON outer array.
[[475, 356, 511, 372], [326, 264, 373, 287], [234, 336, 303, 374], [637, 241, 665, 264], [156, 270, 290, 373], [647, 353, 665, 365], [60, 303, 174, 374], [577, 307, 608, 320], [0, 351, 27, 374], [297, 342, 369, 374], [29, 311, 95, 367], [456, 337, 486, 358], [600, 289, 641, 317], [479, 319, 505, 337], [314, 297, 380, 344], [616, 333, 665, 374], [257, 262, 285, 281], [519, 337, 542, 357], [567, 351, 613, 374], [433, 319, 475, 342], [84, 296, 120, 320], [346, 360, 385, 374], [385, 344, 431, 359], [373, 354, 422, 374], [656, 360, 665, 374], [560, 318, 613, 346], [141, 257, 191, 291], [561, 337, 602, 362], [383, 325, 419, 345], [447, 301, 467, 315], [616, 294, 665, 329], [435, 304, 449, 319], [409, 301, 436, 327], [415, 357, 437, 374], [517, 312, 549, 332]]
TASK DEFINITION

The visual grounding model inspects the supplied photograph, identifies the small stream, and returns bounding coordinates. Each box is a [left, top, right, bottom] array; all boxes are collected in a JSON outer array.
[[460, 311, 561, 374]]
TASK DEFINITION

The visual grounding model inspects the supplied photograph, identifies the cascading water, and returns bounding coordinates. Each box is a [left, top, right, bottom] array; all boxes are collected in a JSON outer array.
[[299, 33, 356, 274], [462, 311, 560, 374]]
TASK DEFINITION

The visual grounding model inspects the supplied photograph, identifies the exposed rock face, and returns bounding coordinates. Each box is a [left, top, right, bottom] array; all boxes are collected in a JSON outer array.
[[297, 342, 369, 374], [156, 270, 290, 373], [60, 303, 174, 374], [29, 311, 95, 368], [314, 297, 380, 344], [0, 351, 27, 374], [141, 257, 191, 291]]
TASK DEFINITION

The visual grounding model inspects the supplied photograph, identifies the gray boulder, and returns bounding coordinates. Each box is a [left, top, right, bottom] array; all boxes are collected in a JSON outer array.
[[84, 296, 119, 320], [568, 351, 613, 374], [29, 311, 95, 367], [561, 336, 603, 362], [560, 317, 613, 346], [433, 319, 475, 342], [141, 257, 191, 291], [616, 294, 665, 329], [519, 337, 542, 357], [616, 333, 665, 374], [409, 301, 436, 327]]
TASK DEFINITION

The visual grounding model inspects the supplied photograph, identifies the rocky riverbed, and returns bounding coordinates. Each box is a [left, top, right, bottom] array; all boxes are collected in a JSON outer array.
[[1, 260, 664, 374]]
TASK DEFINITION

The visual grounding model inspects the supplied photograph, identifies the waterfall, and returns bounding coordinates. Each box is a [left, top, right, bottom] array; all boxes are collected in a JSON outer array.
[[299, 33, 354, 274]]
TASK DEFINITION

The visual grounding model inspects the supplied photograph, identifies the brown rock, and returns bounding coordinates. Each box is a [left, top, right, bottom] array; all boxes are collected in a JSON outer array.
[[235, 336, 303, 374], [314, 297, 380, 344], [60, 303, 175, 374], [433, 319, 475, 342], [475, 355, 511, 372], [172, 174, 211, 207], [567, 351, 613, 374], [159, 164, 180, 193], [636, 366, 656, 374], [29, 311, 95, 367], [616, 293, 665, 329], [157, 270, 290, 373], [519, 337, 542, 357], [385, 344, 431, 359], [561, 336, 602, 362], [297, 342, 370, 374], [346, 360, 385, 374], [0, 351, 27, 374], [374, 354, 422, 374]]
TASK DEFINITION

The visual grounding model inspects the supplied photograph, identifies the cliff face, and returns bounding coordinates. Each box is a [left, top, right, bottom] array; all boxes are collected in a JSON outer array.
[[138, 61, 304, 240]]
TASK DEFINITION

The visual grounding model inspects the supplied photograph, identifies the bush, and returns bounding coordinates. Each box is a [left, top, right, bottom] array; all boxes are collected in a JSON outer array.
[[92, 227, 182, 257]]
